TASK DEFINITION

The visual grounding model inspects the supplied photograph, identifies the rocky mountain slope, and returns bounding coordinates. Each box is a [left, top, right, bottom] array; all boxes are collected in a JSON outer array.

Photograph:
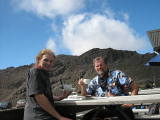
[[0, 48, 160, 106]]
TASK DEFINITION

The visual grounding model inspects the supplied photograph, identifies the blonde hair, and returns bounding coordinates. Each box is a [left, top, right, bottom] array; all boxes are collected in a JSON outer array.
[[36, 49, 56, 64]]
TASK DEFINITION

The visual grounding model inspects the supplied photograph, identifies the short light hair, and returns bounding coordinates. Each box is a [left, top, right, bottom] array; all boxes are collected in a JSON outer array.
[[93, 56, 107, 65], [36, 49, 56, 64]]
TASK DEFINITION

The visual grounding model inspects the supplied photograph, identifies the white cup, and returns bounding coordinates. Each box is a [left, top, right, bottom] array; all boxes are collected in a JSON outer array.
[[63, 84, 73, 92], [83, 79, 91, 84]]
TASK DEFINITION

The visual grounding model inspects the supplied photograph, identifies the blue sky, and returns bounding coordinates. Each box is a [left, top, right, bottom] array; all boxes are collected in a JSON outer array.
[[0, 0, 160, 69]]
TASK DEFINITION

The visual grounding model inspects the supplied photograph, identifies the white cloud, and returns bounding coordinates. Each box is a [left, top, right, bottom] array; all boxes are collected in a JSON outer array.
[[62, 14, 148, 55], [12, 0, 85, 18], [46, 38, 57, 53], [11, 0, 151, 55]]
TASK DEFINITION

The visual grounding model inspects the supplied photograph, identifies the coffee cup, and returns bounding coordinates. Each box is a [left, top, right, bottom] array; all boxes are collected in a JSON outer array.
[[83, 79, 91, 84], [63, 84, 73, 92]]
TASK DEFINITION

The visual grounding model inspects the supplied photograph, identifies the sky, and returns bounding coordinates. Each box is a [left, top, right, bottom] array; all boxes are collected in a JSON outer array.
[[0, 0, 160, 69]]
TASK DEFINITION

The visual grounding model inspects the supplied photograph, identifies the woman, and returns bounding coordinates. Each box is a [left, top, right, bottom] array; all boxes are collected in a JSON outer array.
[[24, 49, 72, 120]]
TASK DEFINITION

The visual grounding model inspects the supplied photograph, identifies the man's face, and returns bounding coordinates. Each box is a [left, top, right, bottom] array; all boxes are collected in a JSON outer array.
[[94, 59, 108, 77]]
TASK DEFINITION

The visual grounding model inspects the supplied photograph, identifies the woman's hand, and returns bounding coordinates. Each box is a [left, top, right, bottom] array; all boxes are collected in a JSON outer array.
[[62, 90, 72, 99], [53, 90, 72, 101]]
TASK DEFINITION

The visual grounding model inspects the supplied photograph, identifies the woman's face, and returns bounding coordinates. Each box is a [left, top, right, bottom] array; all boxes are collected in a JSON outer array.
[[38, 54, 54, 71]]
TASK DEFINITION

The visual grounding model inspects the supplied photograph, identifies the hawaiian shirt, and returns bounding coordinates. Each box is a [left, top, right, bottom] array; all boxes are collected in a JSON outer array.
[[86, 70, 133, 97]]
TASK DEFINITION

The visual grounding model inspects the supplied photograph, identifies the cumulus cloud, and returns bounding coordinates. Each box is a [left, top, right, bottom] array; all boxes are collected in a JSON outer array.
[[11, 0, 151, 55], [62, 14, 148, 55], [46, 38, 57, 53], [12, 0, 85, 18]]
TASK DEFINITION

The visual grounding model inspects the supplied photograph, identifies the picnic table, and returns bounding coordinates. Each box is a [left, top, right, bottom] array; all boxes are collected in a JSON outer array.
[[1, 92, 160, 120]]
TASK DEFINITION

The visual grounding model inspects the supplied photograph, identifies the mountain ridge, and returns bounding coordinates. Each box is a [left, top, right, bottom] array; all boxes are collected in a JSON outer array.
[[0, 48, 160, 106]]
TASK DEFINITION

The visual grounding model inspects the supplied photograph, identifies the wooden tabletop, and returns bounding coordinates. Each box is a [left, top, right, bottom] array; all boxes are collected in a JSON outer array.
[[54, 94, 160, 113], [55, 94, 160, 106]]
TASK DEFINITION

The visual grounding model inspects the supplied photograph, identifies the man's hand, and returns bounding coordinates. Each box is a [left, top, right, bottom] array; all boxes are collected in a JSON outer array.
[[78, 78, 85, 86], [78, 79, 88, 96]]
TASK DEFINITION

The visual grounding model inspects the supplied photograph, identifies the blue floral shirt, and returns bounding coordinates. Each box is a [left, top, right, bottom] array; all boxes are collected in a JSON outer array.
[[86, 70, 133, 97]]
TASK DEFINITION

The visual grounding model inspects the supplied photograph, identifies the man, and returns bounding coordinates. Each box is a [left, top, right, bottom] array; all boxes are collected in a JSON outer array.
[[78, 56, 139, 120]]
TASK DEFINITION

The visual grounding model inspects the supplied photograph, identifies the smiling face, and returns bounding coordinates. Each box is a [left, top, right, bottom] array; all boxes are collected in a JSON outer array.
[[38, 54, 54, 71], [94, 57, 108, 78]]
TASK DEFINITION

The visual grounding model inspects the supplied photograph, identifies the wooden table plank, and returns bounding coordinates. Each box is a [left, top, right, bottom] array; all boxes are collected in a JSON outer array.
[[139, 88, 160, 95], [55, 94, 160, 106]]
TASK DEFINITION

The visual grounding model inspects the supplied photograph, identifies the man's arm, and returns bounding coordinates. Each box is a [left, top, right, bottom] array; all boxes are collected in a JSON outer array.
[[35, 94, 71, 120], [130, 81, 139, 95], [122, 81, 139, 108]]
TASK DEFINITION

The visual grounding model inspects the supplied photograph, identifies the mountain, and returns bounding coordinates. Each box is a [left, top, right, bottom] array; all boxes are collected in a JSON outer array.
[[0, 48, 160, 106]]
